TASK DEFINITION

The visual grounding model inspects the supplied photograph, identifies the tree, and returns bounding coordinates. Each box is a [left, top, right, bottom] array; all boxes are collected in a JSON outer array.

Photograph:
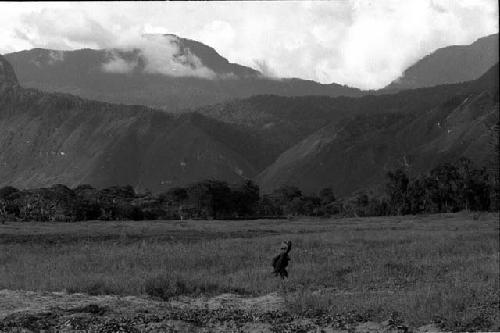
[[319, 187, 336, 205], [133, 190, 163, 220], [97, 185, 136, 220], [407, 177, 428, 214], [73, 184, 100, 221], [0, 186, 19, 223], [160, 187, 188, 219], [429, 163, 462, 212], [462, 167, 491, 211], [19, 189, 53, 221], [488, 121, 499, 210], [258, 194, 282, 217], [232, 180, 260, 217], [299, 195, 321, 216], [47, 184, 76, 221], [187, 180, 232, 219], [270, 185, 302, 216], [386, 169, 410, 215]]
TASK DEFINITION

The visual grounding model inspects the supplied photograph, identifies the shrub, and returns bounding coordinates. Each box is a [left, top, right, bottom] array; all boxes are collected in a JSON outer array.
[[145, 275, 190, 300], [144, 274, 225, 300]]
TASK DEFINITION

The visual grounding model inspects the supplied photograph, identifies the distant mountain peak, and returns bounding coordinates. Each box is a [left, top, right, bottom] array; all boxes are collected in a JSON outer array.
[[140, 33, 260, 78], [0, 55, 19, 91], [4, 39, 362, 110], [386, 33, 499, 90]]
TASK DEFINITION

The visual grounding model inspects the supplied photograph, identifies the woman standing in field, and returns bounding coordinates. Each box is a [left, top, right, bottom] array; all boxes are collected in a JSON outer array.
[[272, 241, 292, 279]]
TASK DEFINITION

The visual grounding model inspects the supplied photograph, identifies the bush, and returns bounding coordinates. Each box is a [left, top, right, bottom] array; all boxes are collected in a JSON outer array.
[[144, 274, 224, 300], [66, 279, 121, 296], [145, 275, 191, 300]]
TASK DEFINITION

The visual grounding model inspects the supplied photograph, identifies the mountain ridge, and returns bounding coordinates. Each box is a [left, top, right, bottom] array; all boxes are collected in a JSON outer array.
[[142, 33, 261, 78], [385, 33, 498, 91], [4, 35, 363, 111], [5, 33, 498, 112], [0, 55, 18, 91], [257, 64, 499, 194], [0, 54, 276, 192], [1, 47, 498, 195]]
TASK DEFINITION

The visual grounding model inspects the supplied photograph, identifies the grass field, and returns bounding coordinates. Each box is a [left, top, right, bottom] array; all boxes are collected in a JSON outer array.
[[0, 213, 498, 331]]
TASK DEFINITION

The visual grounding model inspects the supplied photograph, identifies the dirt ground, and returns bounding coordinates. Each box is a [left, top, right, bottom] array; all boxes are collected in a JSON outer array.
[[0, 289, 445, 332]]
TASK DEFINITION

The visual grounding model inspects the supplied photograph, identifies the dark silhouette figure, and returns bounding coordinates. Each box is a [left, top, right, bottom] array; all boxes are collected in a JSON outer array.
[[272, 241, 292, 279]]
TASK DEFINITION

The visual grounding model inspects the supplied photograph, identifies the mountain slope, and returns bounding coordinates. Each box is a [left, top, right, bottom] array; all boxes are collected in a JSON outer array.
[[257, 64, 499, 194], [4, 33, 498, 112], [386, 34, 498, 90], [4, 34, 362, 111], [146, 34, 260, 78], [1, 53, 498, 195], [0, 55, 272, 192], [195, 78, 477, 156], [0, 56, 18, 91]]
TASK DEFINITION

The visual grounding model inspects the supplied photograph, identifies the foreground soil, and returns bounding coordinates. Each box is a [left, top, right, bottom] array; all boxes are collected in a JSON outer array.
[[0, 289, 446, 333]]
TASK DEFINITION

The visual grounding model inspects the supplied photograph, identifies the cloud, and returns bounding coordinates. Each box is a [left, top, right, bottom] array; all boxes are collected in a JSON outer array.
[[101, 35, 217, 79], [102, 50, 138, 74], [138, 35, 216, 79], [47, 50, 64, 65], [14, 7, 116, 50], [11, 7, 217, 79], [0, 1, 497, 88], [253, 59, 277, 79]]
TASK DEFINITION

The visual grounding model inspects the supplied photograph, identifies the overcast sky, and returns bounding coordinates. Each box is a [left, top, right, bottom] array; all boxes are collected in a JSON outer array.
[[0, 1, 498, 89]]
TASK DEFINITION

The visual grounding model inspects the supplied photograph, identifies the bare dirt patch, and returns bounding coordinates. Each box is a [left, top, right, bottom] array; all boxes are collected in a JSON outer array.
[[0, 289, 448, 332]]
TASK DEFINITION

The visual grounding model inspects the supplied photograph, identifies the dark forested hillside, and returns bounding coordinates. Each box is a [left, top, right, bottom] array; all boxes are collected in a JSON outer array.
[[195, 74, 489, 156], [257, 64, 499, 194], [0, 55, 279, 192], [1, 52, 498, 196]]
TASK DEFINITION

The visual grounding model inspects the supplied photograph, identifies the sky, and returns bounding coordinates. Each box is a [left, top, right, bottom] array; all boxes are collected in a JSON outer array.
[[0, 1, 498, 89]]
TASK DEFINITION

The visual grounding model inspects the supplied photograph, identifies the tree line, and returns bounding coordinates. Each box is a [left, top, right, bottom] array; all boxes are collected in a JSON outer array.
[[0, 157, 497, 222]]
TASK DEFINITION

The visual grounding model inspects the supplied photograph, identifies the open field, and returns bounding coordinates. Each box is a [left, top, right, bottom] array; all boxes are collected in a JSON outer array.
[[0, 213, 499, 332]]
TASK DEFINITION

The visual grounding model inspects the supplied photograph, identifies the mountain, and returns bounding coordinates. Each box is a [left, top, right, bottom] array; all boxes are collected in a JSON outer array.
[[257, 64, 499, 195], [142, 34, 260, 78], [195, 78, 475, 155], [0, 55, 280, 192], [386, 34, 498, 90], [0, 55, 18, 91], [1, 53, 498, 196], [4, 32, 498, 112], [4, 34, 362, 111]]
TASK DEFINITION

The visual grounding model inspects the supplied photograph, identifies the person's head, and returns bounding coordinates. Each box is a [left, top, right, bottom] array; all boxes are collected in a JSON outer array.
[[280, 241, 288, 253]]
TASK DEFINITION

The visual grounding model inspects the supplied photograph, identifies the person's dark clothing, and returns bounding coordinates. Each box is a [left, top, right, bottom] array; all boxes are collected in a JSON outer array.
[[272, 241, 291, 279]]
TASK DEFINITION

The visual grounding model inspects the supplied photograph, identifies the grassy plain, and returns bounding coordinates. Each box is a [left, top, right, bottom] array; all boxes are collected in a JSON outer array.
[[0, 213, 498, 330]]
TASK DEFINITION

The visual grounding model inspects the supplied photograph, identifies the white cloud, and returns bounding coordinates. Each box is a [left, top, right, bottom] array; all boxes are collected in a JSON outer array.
[[102, 50, 138, 74], [138, 35, 216, 79], [0, 1, 497, 88], [47, 50, 64, 65], [101, 35, 217, 79], [8, 7, 217, 79]]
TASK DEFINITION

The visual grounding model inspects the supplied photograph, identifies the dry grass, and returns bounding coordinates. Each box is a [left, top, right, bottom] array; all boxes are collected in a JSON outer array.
[[0, 212, 498, 330]]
